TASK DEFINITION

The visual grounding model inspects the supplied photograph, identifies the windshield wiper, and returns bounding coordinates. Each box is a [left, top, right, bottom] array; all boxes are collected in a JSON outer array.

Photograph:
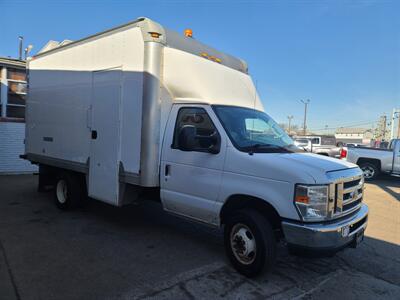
[[243, 143, 291, 154]]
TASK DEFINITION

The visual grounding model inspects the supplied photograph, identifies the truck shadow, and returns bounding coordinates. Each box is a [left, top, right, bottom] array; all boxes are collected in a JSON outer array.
[[368, 175, 399, 201], [79, 195, 400, 298]]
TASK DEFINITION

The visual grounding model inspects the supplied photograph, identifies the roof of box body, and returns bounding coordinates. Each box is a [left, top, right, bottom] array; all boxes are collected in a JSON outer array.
[[32, 17, 248, 74]]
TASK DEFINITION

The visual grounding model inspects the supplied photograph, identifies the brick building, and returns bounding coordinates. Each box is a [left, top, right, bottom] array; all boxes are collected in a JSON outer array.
[[0, 57, 37, 173]]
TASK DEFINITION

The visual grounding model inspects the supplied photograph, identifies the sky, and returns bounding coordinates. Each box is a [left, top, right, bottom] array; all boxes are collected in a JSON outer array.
[[1, 0, 399, 133]]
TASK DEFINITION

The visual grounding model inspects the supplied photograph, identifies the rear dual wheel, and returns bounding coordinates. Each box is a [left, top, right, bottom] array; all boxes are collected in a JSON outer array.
[[54, 172, 87, 210], [224, 209, 276, 277]]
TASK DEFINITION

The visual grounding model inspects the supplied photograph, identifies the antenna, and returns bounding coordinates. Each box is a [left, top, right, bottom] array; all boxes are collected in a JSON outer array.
[[254, 80, 258, 110], [250, 79, 258, 144]]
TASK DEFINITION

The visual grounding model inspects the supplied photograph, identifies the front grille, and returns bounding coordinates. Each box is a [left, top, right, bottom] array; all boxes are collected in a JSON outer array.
[[349, 216, 367, 234], [343, 188, 363, 201], [328, 172, 364, 219], [343, 179, 361, 189], [343, 198, 362, 211]]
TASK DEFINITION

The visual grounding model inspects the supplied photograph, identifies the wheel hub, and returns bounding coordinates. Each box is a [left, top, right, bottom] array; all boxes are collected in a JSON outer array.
[[231, 224, 256, 265], [56, 180, 68, 204], [361, 166, 374, 178]]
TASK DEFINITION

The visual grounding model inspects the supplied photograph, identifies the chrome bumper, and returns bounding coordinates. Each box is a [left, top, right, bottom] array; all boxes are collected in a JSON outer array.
[[282, 204, 368, 250]]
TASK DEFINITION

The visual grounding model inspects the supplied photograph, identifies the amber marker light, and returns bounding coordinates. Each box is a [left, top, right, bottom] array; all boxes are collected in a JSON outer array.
[[149, 32, 161, 38], [295, 195, 309, 204], [184, 29, 193, 38]]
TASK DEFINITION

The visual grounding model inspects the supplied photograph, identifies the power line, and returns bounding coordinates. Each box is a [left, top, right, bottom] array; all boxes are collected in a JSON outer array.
[[322, 120, 375, 127], [309, 120, 378, 131]]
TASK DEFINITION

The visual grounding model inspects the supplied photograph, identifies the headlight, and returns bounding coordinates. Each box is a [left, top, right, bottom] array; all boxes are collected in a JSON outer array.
[[295, 185, 329, 221]]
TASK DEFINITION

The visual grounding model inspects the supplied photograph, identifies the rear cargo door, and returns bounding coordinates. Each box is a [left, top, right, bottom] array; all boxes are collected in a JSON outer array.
[[88, 69, 122, 204]]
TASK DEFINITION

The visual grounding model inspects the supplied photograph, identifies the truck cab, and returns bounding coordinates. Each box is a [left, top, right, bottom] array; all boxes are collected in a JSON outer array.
[[159, 102, 368, 276]]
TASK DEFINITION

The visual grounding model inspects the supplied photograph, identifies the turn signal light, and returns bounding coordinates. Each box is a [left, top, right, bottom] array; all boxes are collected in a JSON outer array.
[[295, 195, 309, 204]]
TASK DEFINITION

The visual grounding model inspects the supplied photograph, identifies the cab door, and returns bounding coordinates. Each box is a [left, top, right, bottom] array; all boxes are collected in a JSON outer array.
[[160, 104, 226, 224]]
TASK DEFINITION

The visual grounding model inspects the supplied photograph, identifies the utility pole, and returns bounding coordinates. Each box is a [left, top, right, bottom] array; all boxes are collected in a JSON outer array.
[[287, 115, 293, 135], [382, 114, 387, 140], [390, 109, 400, 139], [395, 111, 400, 139], [301, 99, 310, 135]]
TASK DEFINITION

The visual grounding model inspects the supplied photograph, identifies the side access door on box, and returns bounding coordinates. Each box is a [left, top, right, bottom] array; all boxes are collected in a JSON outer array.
[[88, 68, 122, 204]]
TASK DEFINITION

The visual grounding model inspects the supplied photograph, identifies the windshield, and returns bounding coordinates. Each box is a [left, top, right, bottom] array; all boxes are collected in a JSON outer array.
[[213, 105, 298, 153], [321, 136, 336, 145], [295, 138, 309, 145]]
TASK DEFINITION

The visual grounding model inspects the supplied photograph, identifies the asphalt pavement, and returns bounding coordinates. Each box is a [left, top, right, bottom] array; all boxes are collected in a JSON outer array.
[[0, 175, 399, 299]]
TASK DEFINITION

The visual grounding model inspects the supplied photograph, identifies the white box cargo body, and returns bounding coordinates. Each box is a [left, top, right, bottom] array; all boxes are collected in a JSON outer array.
[[25, 17, 262, 206]]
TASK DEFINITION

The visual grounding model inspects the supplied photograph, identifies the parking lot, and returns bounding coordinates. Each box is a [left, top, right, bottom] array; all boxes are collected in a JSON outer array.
[[0, 175, 399, 300]]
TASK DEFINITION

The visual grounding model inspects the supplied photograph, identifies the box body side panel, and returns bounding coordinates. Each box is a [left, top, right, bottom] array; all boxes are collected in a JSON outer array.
[[26, 27, 145, 175]]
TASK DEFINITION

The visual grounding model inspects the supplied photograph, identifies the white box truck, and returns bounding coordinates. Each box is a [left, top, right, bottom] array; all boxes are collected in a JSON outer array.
[[23, 17, 368, 277]]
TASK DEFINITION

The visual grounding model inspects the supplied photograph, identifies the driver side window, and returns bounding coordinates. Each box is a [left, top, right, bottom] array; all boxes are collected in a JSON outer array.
[[172, 107, 218, 150], [311, 138, 320, 145]]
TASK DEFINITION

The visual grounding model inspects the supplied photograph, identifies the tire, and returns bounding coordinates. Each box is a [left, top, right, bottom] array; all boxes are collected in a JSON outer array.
[[54, 171, 86, 210], [318, 153, 329, 156], [359, 162, 379, 180], [224, 209, 276, 277]]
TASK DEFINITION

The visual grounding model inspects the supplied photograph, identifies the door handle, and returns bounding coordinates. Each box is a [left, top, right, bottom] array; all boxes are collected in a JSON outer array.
[[165, 164, 171, 177], [91, 130, 97, 140]]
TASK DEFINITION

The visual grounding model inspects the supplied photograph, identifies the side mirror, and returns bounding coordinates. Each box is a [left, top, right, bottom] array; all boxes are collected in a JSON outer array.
[[177, 125, 220, 154], [177, 125, 197, 151]]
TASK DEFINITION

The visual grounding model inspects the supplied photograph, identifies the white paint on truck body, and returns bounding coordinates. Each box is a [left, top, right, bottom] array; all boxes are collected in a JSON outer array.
[[27, 26, 145, 204], [163, 47, 263, 111], [27, 26, 144, 175]]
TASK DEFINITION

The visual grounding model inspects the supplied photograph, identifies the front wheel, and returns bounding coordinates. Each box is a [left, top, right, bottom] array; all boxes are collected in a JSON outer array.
[[359, 162, 379, 180], [224, 209, 276, 277]]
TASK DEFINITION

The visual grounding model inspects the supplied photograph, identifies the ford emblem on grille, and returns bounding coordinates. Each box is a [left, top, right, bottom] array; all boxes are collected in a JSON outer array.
[[350, 190, 359, 201]]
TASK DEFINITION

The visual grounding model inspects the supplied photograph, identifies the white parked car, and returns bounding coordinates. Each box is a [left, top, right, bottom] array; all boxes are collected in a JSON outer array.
[[294, 136, 341, 157]]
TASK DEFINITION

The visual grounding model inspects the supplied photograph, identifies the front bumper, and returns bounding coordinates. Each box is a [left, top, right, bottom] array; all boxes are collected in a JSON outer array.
[[282, 204, 368, 250]]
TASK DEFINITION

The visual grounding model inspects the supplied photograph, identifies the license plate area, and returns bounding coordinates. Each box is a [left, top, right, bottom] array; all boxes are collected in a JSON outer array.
[[351, 229, 364, 248]]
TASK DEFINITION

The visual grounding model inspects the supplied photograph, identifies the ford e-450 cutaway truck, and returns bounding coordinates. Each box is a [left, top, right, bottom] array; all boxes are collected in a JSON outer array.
[[22, 18, 368, 277]]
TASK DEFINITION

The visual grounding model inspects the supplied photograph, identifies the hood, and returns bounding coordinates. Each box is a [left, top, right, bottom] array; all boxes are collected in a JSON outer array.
[[280, 153, 355, 173], [225, 149, 358, 184]]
